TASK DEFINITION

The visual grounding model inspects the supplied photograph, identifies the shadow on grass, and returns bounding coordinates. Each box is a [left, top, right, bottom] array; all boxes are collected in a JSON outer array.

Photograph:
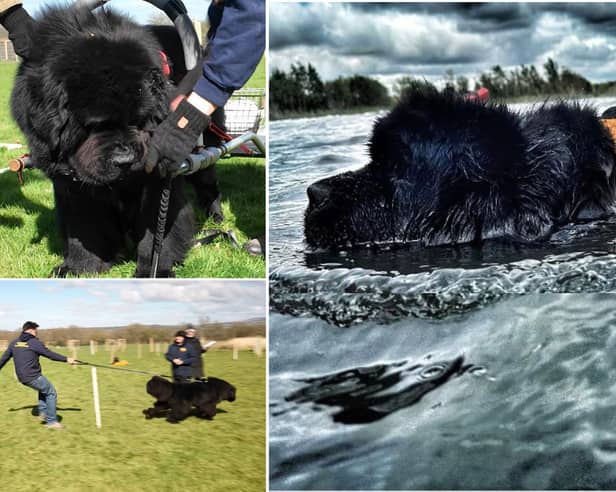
[[9, 405, 82, 422], [9, 405, 82, 413], [143, 406, 228, 421], [0, 170, 63, 255], [216, 158, 265, 239]]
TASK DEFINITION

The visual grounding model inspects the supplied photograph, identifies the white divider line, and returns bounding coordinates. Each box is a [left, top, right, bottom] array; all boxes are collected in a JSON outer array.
[[91, 367, 102, 429]]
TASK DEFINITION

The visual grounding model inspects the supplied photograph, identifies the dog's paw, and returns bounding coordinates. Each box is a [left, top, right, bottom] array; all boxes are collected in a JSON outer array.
[[208, 198, 224, 224], [51, 264, 71, 278]]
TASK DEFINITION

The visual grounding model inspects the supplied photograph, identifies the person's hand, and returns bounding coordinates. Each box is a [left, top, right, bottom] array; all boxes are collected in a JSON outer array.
[[67, 358, 76, 364], [172, 358, 183, 365], [144, 98, 211, 177]]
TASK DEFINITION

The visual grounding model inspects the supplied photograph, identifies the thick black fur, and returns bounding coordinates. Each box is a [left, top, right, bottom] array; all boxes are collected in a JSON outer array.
[[305, 88, 616, 249], [11, 6, 222, 277], [143, 376, 236, 423]]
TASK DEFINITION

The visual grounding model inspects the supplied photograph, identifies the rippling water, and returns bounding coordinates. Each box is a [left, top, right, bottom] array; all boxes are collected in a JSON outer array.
[[269, 294, 616, 489], [269, 100, 616, 490]]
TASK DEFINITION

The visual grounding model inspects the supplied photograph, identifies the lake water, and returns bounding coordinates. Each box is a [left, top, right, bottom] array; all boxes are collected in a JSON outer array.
[[270, 294, 616, 490], [269, 98, 616, 489]]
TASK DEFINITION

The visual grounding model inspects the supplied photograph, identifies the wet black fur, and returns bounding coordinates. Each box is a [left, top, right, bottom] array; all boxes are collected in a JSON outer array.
[[11, 5, 221, 277], [143, 376, 236, 423], [304, 88, 616, 249]]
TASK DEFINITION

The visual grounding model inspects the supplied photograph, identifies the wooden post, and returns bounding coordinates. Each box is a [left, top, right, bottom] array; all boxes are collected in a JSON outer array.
[[91, 367, 102, 429], [254, 339, 263, 357], [90, 340, 96, 355], [155, 343, 161, 354], [137, 343, 142, 359], [149, 337, 154, 352], [232, 344, 238, 360]]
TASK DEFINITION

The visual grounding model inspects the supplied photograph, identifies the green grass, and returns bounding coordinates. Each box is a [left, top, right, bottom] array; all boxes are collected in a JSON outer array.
[[245, 58, 266, 89], [0, 344, 265, 492], [0, 62, 265, 278]]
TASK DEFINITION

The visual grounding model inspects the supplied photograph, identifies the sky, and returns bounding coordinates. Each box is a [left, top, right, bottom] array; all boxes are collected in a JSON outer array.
[[0, 280, 266, 330], [22, 0, 209, 24], [269, 2, 616, 89]]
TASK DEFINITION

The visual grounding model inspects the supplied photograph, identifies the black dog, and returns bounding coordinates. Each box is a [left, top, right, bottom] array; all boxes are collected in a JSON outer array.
[[305, 88, 616, 249], [11, 5, 221, 277], [143, 376, 236, 423]]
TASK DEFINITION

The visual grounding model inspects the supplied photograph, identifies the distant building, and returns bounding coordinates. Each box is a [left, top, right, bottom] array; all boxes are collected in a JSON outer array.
[[0, 27, 17, 61]]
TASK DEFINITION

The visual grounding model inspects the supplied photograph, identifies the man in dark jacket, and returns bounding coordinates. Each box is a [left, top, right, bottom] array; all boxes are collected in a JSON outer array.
[[183, 326, 208, 379], [0, 321, 76, 429], [165, 330, 198, 383]]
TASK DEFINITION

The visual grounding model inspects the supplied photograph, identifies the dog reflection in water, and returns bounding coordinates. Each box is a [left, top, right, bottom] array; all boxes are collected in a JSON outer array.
[[286, 356, 466, 424]]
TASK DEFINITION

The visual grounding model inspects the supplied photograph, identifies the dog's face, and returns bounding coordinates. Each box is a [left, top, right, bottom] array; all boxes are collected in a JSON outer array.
[[146, 376, 174, 402], [40, 26, 168, 185], [304, 166, 397, 249], [224, 384, 237, 402]]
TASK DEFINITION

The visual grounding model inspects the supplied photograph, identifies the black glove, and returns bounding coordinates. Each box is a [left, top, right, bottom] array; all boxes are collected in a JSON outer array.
[[1, 6, 35, 60], [145, 98, 210, 177]]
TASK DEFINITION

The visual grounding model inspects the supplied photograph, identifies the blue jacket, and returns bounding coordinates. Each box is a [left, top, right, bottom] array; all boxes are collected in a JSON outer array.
[[165, 341, 198, 379], [0, 332, 67, 384], [193, 0, 265, 107]]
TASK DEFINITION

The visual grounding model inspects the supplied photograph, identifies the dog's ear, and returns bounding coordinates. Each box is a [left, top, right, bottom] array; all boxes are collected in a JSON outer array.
[[11, 72, 71, 167]]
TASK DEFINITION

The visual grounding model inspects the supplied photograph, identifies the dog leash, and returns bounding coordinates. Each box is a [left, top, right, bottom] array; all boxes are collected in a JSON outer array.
[[75, 360, 173, 379]]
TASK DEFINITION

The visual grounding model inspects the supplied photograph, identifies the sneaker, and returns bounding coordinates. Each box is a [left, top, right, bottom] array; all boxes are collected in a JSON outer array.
[[45, 422, 64, 430], [38, 413, 46, 423]]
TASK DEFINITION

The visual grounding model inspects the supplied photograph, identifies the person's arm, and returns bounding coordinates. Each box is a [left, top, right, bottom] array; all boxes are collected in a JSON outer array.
[[30, 338, 68, 362], [0, 3, 35, 60], [0, 345, 13, 371], [164, 345, 175, 363], [193, 0, 265, 108], [145, 0, 264, 176]]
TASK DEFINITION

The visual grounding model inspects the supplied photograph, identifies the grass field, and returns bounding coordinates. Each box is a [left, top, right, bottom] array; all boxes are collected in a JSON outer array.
[[0, 59, 266, 278], [0, 344, 265, 492]]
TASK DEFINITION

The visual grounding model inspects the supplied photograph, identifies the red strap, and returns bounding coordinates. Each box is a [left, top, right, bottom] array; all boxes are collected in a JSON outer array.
[[158, 50, 171, 78], [208, 122, 253, 155]]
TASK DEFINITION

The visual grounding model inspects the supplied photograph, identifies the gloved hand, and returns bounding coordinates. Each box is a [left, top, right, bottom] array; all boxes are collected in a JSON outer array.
[[145, 98, 210, 177]]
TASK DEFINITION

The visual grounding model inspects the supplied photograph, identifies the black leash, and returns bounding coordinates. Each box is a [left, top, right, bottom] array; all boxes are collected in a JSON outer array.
[[150, 176, 173, 278], [75, 360, 173, 379]]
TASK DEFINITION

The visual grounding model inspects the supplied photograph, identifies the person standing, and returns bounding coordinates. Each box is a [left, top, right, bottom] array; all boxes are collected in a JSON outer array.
[[165, 330, 198, 383], [0, 321, 76, 430], [183, 326, 208, 379]]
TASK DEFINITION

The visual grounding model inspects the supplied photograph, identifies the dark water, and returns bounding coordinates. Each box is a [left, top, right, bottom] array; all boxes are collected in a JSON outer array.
[[269, 295, 616, 490], [269, 101, 616, 490]]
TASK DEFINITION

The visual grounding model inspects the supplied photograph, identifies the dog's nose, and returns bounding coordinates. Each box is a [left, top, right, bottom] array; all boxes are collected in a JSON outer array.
[[307, 182, 330, 207]]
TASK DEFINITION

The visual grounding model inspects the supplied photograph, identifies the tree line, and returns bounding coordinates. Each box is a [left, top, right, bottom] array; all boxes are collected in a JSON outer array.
[[0, 319, 265, 346], [271, 59, 616, 118], [270, 63, 390, 119]]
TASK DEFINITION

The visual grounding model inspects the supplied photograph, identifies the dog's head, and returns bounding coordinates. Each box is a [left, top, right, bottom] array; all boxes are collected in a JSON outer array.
[[14, 7, 169, 185], [304, 166, 396, 250], [146, 376, 174, 402], [207, 377, 237, 403]]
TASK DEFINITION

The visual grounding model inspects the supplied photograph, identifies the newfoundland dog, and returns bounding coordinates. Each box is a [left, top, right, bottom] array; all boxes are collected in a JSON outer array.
[[304, 88, 616, 249], [11, 5, 221, 277], [143, 376, 236, 423]]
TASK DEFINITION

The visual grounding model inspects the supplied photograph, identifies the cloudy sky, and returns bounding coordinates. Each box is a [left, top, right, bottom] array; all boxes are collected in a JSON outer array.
[[270, 2, 616, 89], [0, 280, 265, 330]]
